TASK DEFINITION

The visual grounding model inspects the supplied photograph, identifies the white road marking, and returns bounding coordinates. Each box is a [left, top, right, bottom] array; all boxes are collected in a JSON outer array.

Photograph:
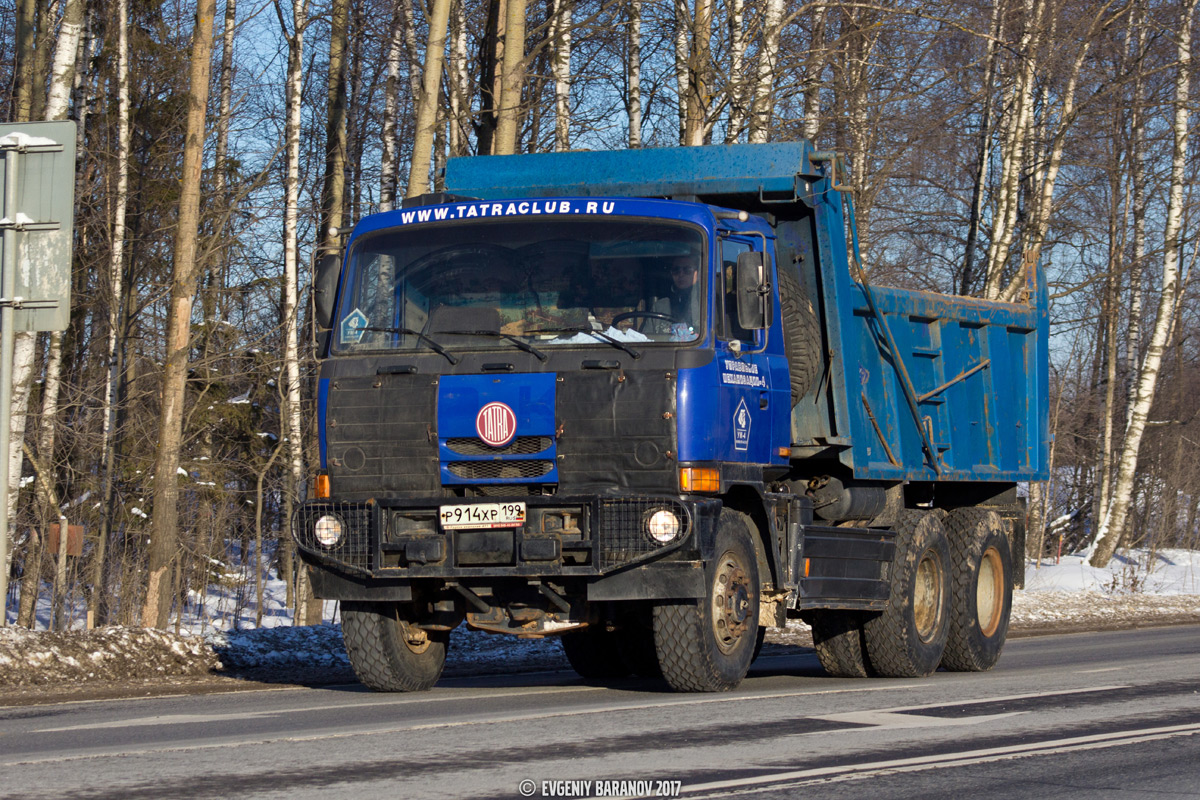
[[672, 723, 1200, 799], [32, 681, 913, 734], [810, 710, 1027, 729]]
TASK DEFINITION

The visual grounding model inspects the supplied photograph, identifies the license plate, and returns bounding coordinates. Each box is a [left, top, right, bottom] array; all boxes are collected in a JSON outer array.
[[439, 502, 526, 530]]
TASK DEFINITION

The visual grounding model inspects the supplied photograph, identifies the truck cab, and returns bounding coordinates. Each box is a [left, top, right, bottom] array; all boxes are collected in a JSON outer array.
[[295, 142, 1048, 693]]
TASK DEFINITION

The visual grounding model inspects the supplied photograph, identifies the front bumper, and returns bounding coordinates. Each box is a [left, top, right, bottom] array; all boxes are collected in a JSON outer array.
[[292, 494, 720, 582]]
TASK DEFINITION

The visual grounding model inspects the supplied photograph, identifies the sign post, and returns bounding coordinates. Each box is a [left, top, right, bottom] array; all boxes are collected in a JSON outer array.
[[0, 121, 76, 625]]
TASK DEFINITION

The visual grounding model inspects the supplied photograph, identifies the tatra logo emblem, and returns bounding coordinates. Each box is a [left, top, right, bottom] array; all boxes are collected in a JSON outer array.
[[476, 402, 517, 447]]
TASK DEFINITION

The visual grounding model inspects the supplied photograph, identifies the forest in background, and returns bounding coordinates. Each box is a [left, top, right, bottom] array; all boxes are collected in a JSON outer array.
[[0, 0, 1197, 630]]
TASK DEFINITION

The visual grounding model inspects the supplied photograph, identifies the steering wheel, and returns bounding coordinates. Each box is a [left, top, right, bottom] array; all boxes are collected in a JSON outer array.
[[611, 310, 682, 331]]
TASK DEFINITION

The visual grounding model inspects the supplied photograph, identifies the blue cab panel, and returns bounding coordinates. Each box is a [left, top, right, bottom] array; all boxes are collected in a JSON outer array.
[[437, 373, 558, 486]]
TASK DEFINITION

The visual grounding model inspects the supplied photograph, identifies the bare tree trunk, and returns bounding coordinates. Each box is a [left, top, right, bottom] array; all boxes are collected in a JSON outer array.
[[5, 0, 84, 623], [801, 2, 826, 142], [674, 0, 689, 143], [960, 0, 1002, 295], [448, 0, 470, 157], [493, 0, 527, 154], [277, 0, 310, 620], [254, 442, 284, 627], [626, 0, 642, 147], [408, 0, 452, 190], [550, 0, 571, 151], [748, 0, 783, 144], [14, 0, 36, 121], [476, 0, 505, 155], [723, 0, 746, 143], [379, 0, 405, 212], [983, 0, 1044, 299], [92, 0, 132, 630], [320, 0, 348, 250], [142, 0, 217, 628], [682, 0, 711, 145], [1125, 0, 1148, 412], [1088, 0, 1197, 566]]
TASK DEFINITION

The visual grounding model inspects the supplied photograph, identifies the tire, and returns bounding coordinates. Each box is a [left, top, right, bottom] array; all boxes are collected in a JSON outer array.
[[617, 606, 663, 679], [341, 601, 448, 692], [561, 626, 632, 680], [751, 626, 767, 664], [809, 611, 872, 678], [863, 511, 951, 678], [653, 509, 760, 692], [941, 508, 1013, 672], [776, 261, 822, 405]]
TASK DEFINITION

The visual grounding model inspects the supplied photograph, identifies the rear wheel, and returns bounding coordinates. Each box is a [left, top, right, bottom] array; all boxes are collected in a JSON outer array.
[[341, 601, 448, 692], [941, 508, 1013, 672], [809, 611, 871, 678], [654, 509, 759, 692], [863, 511, 951, 677]]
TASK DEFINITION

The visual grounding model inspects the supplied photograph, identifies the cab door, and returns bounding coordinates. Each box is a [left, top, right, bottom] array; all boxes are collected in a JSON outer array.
[[715, 235, 775, 464]]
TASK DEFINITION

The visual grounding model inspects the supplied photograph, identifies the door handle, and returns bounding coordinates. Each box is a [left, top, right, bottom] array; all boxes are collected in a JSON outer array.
[[759, 391, 769, 410]]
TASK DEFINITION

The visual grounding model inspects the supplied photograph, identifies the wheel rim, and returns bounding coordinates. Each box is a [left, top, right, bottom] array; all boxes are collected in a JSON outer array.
[[912, 548, 945, 643], [711, 550, 753, 654], [977, 546, 1005, 637]]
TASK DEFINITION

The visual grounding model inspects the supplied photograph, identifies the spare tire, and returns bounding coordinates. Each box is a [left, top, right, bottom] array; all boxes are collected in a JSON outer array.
[[776, 261, 822, 405]]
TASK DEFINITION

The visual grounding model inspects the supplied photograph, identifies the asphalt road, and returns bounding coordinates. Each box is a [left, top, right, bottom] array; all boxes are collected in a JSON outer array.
[[1, 626, 1198, 800]]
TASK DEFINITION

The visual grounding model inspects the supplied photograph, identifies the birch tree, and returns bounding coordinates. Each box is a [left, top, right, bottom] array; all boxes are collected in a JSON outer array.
[[142, 0, 217, 628], [724, 0, 747, 142], [1087, 0, 1197, 567], [408, 0, 452, 190], [626, 0, 643, 147], [92, 0, 132, 629], [748, 0, 783, 143], [494, 0, 528, 154], [982, 0, 1045, 299], [550, 0, 572, 151]]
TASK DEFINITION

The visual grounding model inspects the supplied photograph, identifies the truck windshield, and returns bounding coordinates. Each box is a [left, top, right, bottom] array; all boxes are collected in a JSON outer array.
[[332, 216, 706, 354]]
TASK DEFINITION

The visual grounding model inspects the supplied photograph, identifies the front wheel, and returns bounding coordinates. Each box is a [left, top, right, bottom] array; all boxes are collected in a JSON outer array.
[[863, 511, 951, 677], [653, 509, 760, 692], [941, 508, 1013, 672], [341, 601, 449, 692]]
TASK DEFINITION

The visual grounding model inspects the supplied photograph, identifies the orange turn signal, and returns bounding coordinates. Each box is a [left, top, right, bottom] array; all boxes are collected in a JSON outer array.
[[680, 467, 720, 493], [313, 473, 331, 499]]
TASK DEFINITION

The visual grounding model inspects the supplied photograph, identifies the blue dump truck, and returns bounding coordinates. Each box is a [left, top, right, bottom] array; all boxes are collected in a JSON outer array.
[[294, 142, 1048, 692]]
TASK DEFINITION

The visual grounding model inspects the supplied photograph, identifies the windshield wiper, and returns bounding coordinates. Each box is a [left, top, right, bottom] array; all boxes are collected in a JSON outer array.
[[436, 329, 548, 362], [527, 327, 643, 360], [359, 326, 460, 365]]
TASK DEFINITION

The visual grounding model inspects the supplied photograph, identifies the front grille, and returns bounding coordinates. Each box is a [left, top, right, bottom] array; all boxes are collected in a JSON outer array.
[[467, 484, 552, 497], [445, 436, 552, 456], [292, 502, 375, 574], [448, 460, 554, 480], [597, 498, 691, 569]]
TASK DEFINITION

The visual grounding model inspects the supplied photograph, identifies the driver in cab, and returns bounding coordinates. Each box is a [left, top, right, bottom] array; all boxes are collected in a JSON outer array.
[[652, 253, 702, 339]]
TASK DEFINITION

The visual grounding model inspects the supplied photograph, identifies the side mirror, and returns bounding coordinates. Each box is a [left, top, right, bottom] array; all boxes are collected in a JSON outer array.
[[313, 252, 341, 333], [736, 251, 771, 330]]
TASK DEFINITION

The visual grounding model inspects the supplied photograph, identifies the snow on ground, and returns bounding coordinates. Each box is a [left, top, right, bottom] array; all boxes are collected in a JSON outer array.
[[2, 549, 1199, 691]]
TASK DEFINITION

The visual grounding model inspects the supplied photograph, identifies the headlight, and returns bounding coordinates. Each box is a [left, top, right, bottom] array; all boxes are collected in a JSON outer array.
[[314, 514, 343, 547], [645, 508, 682, 544]]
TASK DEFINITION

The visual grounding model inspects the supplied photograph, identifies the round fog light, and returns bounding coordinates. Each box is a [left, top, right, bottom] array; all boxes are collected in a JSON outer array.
[[646, 508, 682, 544], [314, 514, 343, 547]]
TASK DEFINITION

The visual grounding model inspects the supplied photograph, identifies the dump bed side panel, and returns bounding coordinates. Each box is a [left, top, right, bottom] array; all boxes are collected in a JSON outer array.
[[791, 182, 1050, 483]]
